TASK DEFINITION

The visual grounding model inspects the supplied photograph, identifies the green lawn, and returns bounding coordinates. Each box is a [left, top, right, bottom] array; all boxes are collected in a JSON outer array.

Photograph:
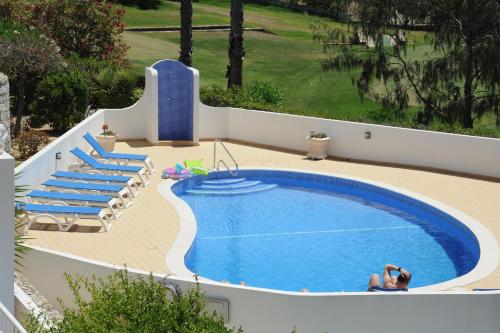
[[123, 0, 386, 119], [122, 1, 499, 134]]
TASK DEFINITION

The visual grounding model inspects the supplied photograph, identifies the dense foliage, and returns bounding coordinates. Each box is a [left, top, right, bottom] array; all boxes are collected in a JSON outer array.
[[201, 81, 282, 109], [313, 0, 500, 129], [30, 0, 128, 65], [91, 67, 143, 109], [29, 69, 90, 132], [117, 0, 162, 10], [0, 0, 140, 146], [302, 0, 347, 13], [26, 270, 241, 333], [0, 19, 62, 137], [200, 83, 499, 138]]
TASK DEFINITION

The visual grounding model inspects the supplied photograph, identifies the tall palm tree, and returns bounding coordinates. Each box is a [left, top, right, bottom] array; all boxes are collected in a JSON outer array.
[[179, 0, 193, 67], [227, 0, 244, 88]]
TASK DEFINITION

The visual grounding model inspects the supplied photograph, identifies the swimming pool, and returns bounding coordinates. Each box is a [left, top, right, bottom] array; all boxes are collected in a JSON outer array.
[[170, 170, 481, 292]]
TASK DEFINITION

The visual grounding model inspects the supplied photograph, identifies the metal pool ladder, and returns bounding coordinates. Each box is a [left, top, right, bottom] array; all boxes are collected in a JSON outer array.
[[213, 139, 239, 176]]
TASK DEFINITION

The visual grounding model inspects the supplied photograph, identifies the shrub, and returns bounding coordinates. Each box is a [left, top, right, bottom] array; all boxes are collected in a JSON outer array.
[[25, 0, 129, 65], [0, 18, 63, 137], [200, 81, 282, 110], [13, 127, 49, 160], [92, 67, 143, 109], [137, 0, 162, 10], [29, 69, 90, 132], [247, 81, 283, 105], [116, 0, 137, 6], [200, 85, 242, 107], [25, 269, 241, 333]]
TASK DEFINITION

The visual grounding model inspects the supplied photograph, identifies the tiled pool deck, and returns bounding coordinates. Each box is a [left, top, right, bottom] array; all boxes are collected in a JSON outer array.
[[26, 140, 500, 290]]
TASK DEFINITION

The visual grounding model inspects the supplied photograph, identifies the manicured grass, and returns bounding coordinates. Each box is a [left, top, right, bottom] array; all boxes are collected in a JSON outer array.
[[122, 1, 229, 27], [123, 1, 386, 119], [122, 1, 499, 134], [125, 30, 383, 118]]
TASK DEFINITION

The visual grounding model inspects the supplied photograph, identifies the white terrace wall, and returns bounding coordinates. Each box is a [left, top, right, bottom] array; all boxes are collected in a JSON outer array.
[[15, 111, 105, 190], [21, 246, 500, 333], [105, 67, 159, 143], [199, 105, 500, 179], [0, 152, 14, 312]]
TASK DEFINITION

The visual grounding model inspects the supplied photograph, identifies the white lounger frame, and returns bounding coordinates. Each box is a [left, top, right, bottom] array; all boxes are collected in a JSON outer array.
[[90, 150, 155, 175], [42, 184, 134, 208], [53, 171, 141, 198], [29, 196, 122, 220], [19, 202, 112, 233], [74, 157, 150, 187]]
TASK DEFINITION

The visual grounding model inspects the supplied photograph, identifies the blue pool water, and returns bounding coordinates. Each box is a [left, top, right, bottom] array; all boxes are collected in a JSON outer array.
[[173, 170, 479, 292]]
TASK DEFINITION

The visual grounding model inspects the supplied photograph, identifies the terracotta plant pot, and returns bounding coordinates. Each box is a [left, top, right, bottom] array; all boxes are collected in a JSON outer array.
[[306, 136, 331, 160], [95, 134, 117, 152]]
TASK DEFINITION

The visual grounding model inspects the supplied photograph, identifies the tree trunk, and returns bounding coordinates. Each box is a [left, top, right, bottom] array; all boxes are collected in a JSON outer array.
[[14, 81, 25, 137], [462, 1, 474, 129], [227, 0, 244, 88], [179, 0, 193, 67]]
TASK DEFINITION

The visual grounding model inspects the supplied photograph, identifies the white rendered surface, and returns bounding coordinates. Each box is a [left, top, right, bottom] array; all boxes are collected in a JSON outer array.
[[15, 110, 105, 191], [200, 105, 500, 179], [20, 245, 500, 333], [0, 153, 14, 312]]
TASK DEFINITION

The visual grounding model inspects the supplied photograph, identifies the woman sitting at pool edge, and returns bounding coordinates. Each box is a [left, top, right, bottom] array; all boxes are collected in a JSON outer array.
[[368, 264, 412, 291]]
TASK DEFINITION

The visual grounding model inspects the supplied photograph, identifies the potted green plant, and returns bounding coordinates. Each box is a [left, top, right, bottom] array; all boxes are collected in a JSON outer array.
[[95, 124, 117, 152], [306, 131, 330, 159]]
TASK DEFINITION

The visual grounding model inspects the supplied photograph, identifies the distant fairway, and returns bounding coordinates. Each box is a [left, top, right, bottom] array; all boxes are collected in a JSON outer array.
[[122, 0, 499, 135], [122, 0, 392, 119]]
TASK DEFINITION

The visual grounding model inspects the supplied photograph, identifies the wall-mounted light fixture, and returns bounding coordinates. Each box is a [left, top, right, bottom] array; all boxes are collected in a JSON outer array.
[[55, 152, 62, 160], [365, 131, 371, 140]]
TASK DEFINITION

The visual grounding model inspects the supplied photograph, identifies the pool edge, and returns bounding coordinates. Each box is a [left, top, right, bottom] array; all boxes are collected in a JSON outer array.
[[158, 168, 500, 293]]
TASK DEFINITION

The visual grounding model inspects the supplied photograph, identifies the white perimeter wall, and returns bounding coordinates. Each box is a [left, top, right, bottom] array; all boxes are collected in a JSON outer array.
[[0, 153, 14, 312], [15, 111, 105, 191], [199, 105, 500, 179], [21, 247, 500, 333]]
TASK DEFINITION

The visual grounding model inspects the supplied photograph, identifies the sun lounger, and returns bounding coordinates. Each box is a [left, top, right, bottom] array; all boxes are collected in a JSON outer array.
[[184, 159, 210, 176], [52, 171, 140, 198], [71, 147, 150, 186], [84, 132, 155, 174], [27, 190, 122, 219], [42, 179, 133, 208], [16, 202, 111, 233]]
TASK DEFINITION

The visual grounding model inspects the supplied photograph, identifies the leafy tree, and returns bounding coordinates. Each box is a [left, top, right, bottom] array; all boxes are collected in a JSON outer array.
[[25, 0, 129, 65], [29, 69, 90, 132], [227, 0, 244, 88], [179, 0, 193, 67], [25, 269, 241, 333], [137, 0, 161, 10], [302, 0, 348, 13], [0, 19, 62, 137], [313, 0, 500, 129]]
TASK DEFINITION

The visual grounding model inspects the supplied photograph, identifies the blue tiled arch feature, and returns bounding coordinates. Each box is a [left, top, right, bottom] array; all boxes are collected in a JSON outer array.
[[153, 60, 194, 141]]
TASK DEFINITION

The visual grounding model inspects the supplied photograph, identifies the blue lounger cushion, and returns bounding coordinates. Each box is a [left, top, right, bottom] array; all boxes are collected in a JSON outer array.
[[369, 286, 408, 292], [43, 179, 124, 192], [16, 202, 102, 215], [71, 148, 142, 172], [28, 190, 112, 203], [84, 132, 148, 161], [53, 171, 132, 183]]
